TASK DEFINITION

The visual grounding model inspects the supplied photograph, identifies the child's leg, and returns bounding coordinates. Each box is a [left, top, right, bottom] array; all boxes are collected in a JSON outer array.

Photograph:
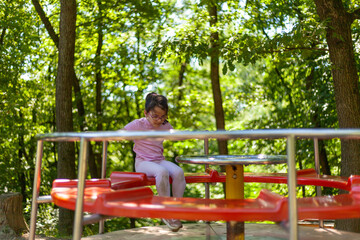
[[158, 160, 186, 198], [135, 159, 170, 197]]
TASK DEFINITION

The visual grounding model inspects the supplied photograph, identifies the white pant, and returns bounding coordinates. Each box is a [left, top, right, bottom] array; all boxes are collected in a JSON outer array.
[[135, 159, 186, 197]]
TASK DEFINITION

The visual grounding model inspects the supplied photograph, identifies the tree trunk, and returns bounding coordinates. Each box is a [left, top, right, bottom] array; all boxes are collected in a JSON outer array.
[[32, 0, 87, 132], [31, 0, 59, 48], [306, 67, 331, 176], [56, 0, 77, 235], [177, 62, 187, 102], [95, 0, 104, 177], [0, 27, 6, 45], [208, 0, 228, 155], [32, 0, 104, 180], [0, 193, 28, 235], [314, 0, 360, 232]]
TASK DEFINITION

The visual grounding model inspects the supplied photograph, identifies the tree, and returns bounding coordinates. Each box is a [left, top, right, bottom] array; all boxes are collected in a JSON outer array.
[[0, 0, 45, 203], [208, 0, 228, 155], [2, 0, 360, 236], [314, 0, 360, 232], [32, 0, 104, 179], [56, 0, 77, 235], [0, 193, 28, 235]]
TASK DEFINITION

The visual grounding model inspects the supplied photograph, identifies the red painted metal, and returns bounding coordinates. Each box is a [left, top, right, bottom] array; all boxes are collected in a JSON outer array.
[[51, 169, 360, 222]]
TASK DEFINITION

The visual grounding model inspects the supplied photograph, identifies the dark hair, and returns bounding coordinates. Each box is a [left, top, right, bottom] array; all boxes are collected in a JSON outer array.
[[145, 92, 169, 113]]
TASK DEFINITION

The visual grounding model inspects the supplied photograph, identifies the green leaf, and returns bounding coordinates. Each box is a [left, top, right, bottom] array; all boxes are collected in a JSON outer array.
[[222, 62, 228, 75]]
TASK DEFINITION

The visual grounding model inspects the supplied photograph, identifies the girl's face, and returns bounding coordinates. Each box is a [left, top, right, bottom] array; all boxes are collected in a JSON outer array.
[[145, 106, 167, 128]]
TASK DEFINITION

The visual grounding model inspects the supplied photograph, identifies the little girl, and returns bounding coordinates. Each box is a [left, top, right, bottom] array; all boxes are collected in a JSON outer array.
[[123, 92, 186, 232]]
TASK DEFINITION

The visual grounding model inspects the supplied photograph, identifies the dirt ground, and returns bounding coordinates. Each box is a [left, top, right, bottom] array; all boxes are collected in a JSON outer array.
[[15, 222, 360, 240], [82, 223, 360, 240], [19, 232, 69, 240]]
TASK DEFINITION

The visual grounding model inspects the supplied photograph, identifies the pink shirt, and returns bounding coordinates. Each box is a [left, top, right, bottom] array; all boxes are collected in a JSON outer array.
[[124, 117, 173, 161]]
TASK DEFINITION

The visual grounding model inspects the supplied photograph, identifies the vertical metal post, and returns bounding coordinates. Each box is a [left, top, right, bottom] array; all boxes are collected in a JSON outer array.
[[29, 140, 44, 240], [101, 141, 108, 179], [314, 138, 324, 228], [287, 135, 298, 240], [226, 165, 245, 240], [204, 138, 211, 240], [204, 138, 210, 199], [73, 138, 89, 240], [99, 141, 108, 234]]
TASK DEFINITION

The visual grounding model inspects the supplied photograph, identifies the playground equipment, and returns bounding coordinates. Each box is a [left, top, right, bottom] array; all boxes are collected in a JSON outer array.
[[176, 154, 288, 239], [29, 129, 360, 240]]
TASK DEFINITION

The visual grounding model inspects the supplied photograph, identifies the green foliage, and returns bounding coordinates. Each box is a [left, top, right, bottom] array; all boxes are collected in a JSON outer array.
[[24, 203, 60, 237], [0, 0, 55, 202], [1, 0, 358, 237]]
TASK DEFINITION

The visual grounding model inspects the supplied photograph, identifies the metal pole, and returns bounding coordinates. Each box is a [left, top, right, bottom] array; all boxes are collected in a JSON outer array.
[[29, 140, 44, 240], [101, 141, 108, 179], [287, 135, 298, 240], [226, 165, 245, 240], [99, 141, 108, 234], [203, 138, 211, 240], [73, 138, 89, 240], [204, 138, 210, 199], [313, 138, 324, 228]]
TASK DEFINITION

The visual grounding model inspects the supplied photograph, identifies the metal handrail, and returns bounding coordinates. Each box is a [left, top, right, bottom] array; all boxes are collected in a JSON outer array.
[[176, 154, 287, 165], [29, 128, 360, 240], [34, 128, 360, 142]]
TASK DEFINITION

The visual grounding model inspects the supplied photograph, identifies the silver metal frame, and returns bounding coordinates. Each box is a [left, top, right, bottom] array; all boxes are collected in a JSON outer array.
[[313, 138, 324, 228], [287, 135, 298, 239], [29, 140, 43, 239], [176, 154, 287, 165], [204, 138, 210, 199], [29, 128, 360, 240], [99, 141, 108, 234]]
